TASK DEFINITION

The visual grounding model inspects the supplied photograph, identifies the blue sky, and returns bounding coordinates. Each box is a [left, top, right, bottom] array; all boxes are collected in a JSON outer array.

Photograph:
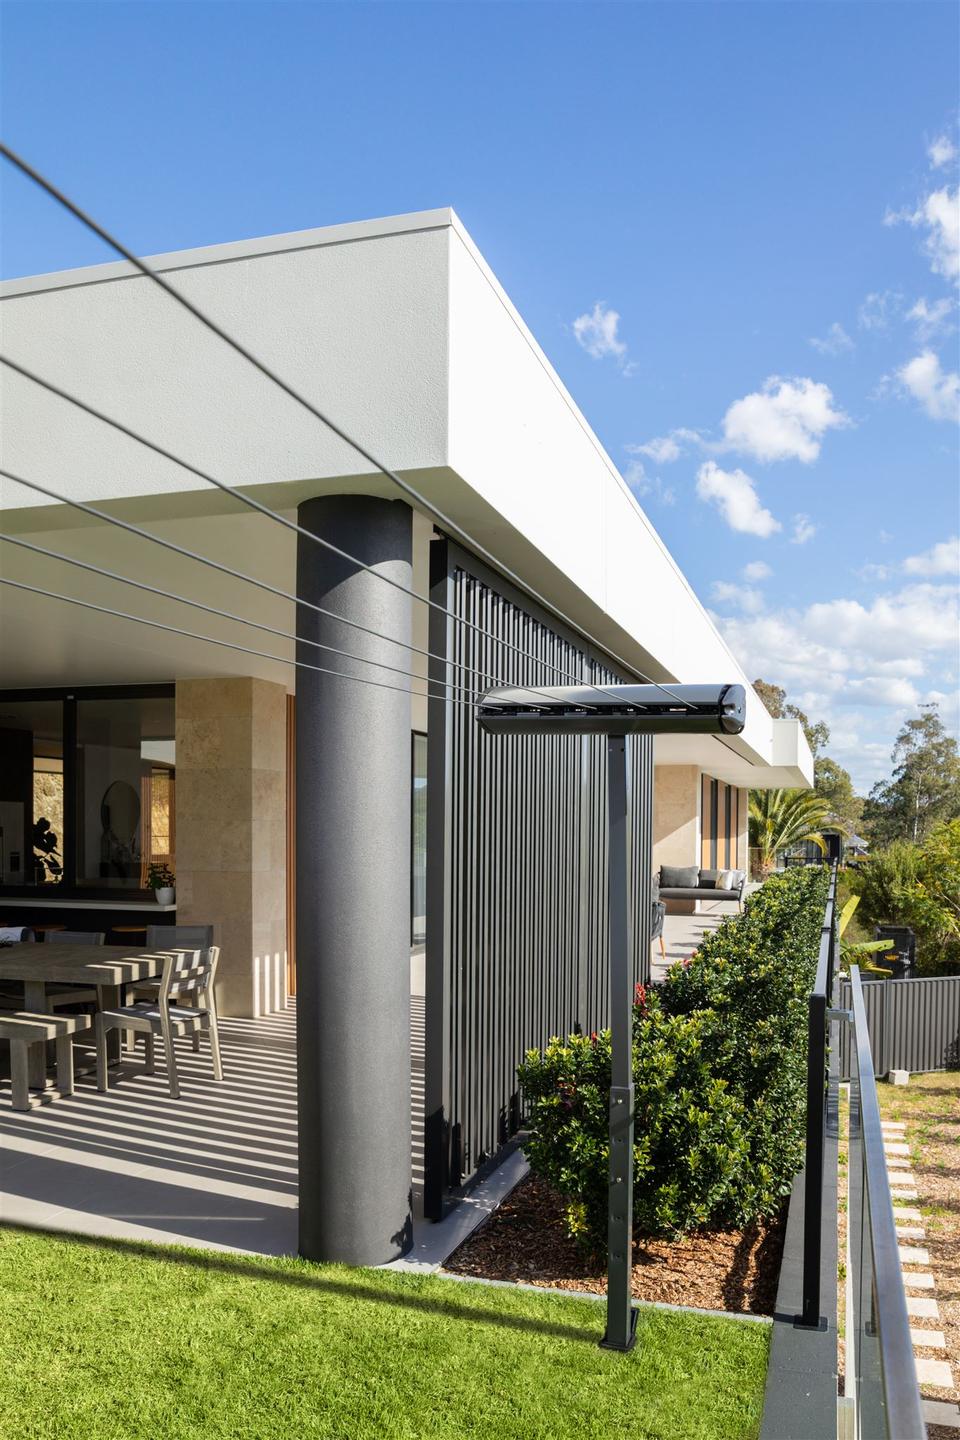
[[2, 0, 958, 792]]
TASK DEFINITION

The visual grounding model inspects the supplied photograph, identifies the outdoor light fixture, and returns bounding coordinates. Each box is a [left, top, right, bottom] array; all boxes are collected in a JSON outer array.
[[476, 681, 746, 1353]]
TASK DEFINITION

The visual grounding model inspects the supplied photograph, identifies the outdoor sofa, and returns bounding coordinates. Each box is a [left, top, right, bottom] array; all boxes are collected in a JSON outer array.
[[655, 865, 746, 910]]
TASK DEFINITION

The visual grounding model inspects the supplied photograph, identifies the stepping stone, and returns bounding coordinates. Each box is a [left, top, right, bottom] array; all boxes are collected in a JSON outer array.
[[893, 1206, 922, 1222], [883, 1142, 910, 1155], [896, 1226, 926, 1240], [911, 1329, 946, 1349], [923, 1400, 960, 1428], [906, 1297, 940, 1319], [914, 1357, 954, 1388], [902, 1273, 935, 1289], [899, 1246, 930, 1265], [881, 1120, 905, 1130], [886, 1155, 911, 1167], [888, 1189, 919, 1200]]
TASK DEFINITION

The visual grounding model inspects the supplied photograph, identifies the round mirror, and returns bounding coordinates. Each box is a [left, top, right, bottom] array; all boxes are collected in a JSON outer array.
[[100, 780, 140, 844]]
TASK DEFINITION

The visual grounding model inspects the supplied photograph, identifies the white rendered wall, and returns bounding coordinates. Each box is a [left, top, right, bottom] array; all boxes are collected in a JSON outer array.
[[0, 215, 451, 509]]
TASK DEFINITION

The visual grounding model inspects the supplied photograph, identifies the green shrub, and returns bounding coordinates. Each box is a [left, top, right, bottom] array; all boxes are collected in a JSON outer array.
[[911, 819, 960, 976], [847, 830, 960, 975], [661, 866, 830, 1222], [518, 993, 750, 1249], [849, 841, 921, 931], [518, 866, 830, 1250]]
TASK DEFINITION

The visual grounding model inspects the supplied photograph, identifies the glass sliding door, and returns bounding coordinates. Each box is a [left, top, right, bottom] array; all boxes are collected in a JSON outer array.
[[0, 699, 65, 889], [75, 694, 176, 891]]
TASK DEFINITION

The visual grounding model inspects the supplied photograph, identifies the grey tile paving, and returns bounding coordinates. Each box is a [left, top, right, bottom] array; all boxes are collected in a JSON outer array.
[[1, 996, 427, 1257]]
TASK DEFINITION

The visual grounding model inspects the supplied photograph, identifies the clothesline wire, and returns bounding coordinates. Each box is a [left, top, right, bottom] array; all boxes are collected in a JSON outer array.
[[0, 143, 692, 714]]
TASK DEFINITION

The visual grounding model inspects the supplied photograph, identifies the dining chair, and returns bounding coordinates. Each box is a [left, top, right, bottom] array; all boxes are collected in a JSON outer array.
[[44, 931, 106, 945], [96, 946, 223, 1100], [44, 930, 107, 1010], [128, 925, 216, 1050]]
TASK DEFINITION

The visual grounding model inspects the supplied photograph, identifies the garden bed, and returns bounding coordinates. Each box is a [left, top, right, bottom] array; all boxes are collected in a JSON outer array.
[[445, 1172, 787, 1316]]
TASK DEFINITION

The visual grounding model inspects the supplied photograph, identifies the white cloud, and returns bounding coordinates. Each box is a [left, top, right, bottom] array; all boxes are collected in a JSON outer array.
[[928, 133, 958, 170], [886, 187, 960, 282], [843, 676, 921, 707], [629, 435, 681, 464], [791, 514, 817, 545], [903, 536, 960, 577], [802, 583, 959, 664], [898, 350, 960, 421], [858, 290, 903, 331], [626, 427, 704, 463], [624, 460, 676, 506], [907, 296, 955, 343], [721, 376, 849, 463], [855, 562, 893, 582], [711, 575, 960, 790], [742, 560, 772, 582], [711, 580, 764, 614], [809, 322, 854, 356], [573, 302, 628, 362], [695, 461, 781, 537]]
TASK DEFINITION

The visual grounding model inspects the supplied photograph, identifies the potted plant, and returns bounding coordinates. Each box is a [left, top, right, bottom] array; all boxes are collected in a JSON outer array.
[[147, 862, 175, 907]]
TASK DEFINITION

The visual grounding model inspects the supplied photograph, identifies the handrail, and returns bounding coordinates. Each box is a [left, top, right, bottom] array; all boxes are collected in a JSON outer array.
[[800, 861, 839, 1328], [847, 965, 925, 1439]]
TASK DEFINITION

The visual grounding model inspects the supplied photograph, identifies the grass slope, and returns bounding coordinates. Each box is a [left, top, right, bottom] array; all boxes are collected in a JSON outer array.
[[0, 1227, 768, 1440]]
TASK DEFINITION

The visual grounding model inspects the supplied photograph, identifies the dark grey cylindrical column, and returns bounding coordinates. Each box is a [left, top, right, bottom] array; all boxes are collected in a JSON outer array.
[[295, 494, 413, 1264]]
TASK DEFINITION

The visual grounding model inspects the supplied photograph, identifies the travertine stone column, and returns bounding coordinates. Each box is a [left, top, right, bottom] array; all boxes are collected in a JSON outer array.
[[175, 676, 287, 1018], [653, 764, 701, 915]]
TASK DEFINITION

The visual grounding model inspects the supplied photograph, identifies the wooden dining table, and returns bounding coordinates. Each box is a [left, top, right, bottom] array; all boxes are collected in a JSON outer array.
[[0, 944, 166, 1090]]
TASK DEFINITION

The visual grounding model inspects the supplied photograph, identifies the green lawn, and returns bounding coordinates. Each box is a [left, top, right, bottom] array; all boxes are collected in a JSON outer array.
[[0, 1227, 768, 1440]]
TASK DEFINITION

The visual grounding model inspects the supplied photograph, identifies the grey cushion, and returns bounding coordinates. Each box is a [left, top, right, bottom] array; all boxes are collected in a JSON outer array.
[[660, 864, 699, 889]]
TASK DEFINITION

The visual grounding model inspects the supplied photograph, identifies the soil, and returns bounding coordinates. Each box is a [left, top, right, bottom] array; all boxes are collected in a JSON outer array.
[[444, 1172, 786, 1316]]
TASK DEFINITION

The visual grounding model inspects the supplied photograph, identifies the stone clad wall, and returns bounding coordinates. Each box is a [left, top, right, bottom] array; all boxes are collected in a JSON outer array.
[[653, 765, 701, 915], [175, 676, 287, 1017]]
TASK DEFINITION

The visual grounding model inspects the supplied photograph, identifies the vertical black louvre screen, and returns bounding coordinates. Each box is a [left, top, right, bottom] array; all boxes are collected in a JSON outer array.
[[425, 538, 653, 1217]]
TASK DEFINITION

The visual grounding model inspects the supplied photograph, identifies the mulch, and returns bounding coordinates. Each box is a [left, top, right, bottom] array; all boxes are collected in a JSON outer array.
[[444, 1172, 786, 1316]]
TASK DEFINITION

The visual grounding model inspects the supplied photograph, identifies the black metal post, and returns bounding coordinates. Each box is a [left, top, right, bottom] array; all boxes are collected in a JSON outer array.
[[799, 864, 837, 1328], [800, 985, 827, 1328], [600, 734, 637, 1352]]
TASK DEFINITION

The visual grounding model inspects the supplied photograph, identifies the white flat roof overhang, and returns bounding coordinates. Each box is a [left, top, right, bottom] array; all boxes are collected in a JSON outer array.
[[1, 209, 813, 787]]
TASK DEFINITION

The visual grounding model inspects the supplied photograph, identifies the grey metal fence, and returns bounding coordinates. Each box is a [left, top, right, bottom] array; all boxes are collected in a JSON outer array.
[[846, 965, 925, 1440], [838, 974, 960, 1079], [424, 537, 653, 1217]]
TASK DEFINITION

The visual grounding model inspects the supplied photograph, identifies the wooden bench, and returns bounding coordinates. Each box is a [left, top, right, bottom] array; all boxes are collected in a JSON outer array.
[[0, 1011, 92, 1110]]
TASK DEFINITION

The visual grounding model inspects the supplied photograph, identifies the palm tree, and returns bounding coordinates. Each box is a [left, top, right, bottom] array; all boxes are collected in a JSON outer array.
[[748, 788, 839, 878]]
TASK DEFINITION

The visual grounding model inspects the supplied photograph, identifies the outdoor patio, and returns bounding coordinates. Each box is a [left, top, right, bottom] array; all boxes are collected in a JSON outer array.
[[0, 911, 718, 1256], [0, 996, 425, 1256]]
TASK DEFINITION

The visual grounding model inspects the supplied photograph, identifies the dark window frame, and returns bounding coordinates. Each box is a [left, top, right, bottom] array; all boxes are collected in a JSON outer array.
[[0, 683, 175, 901], [411, 729, 427, 947]]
